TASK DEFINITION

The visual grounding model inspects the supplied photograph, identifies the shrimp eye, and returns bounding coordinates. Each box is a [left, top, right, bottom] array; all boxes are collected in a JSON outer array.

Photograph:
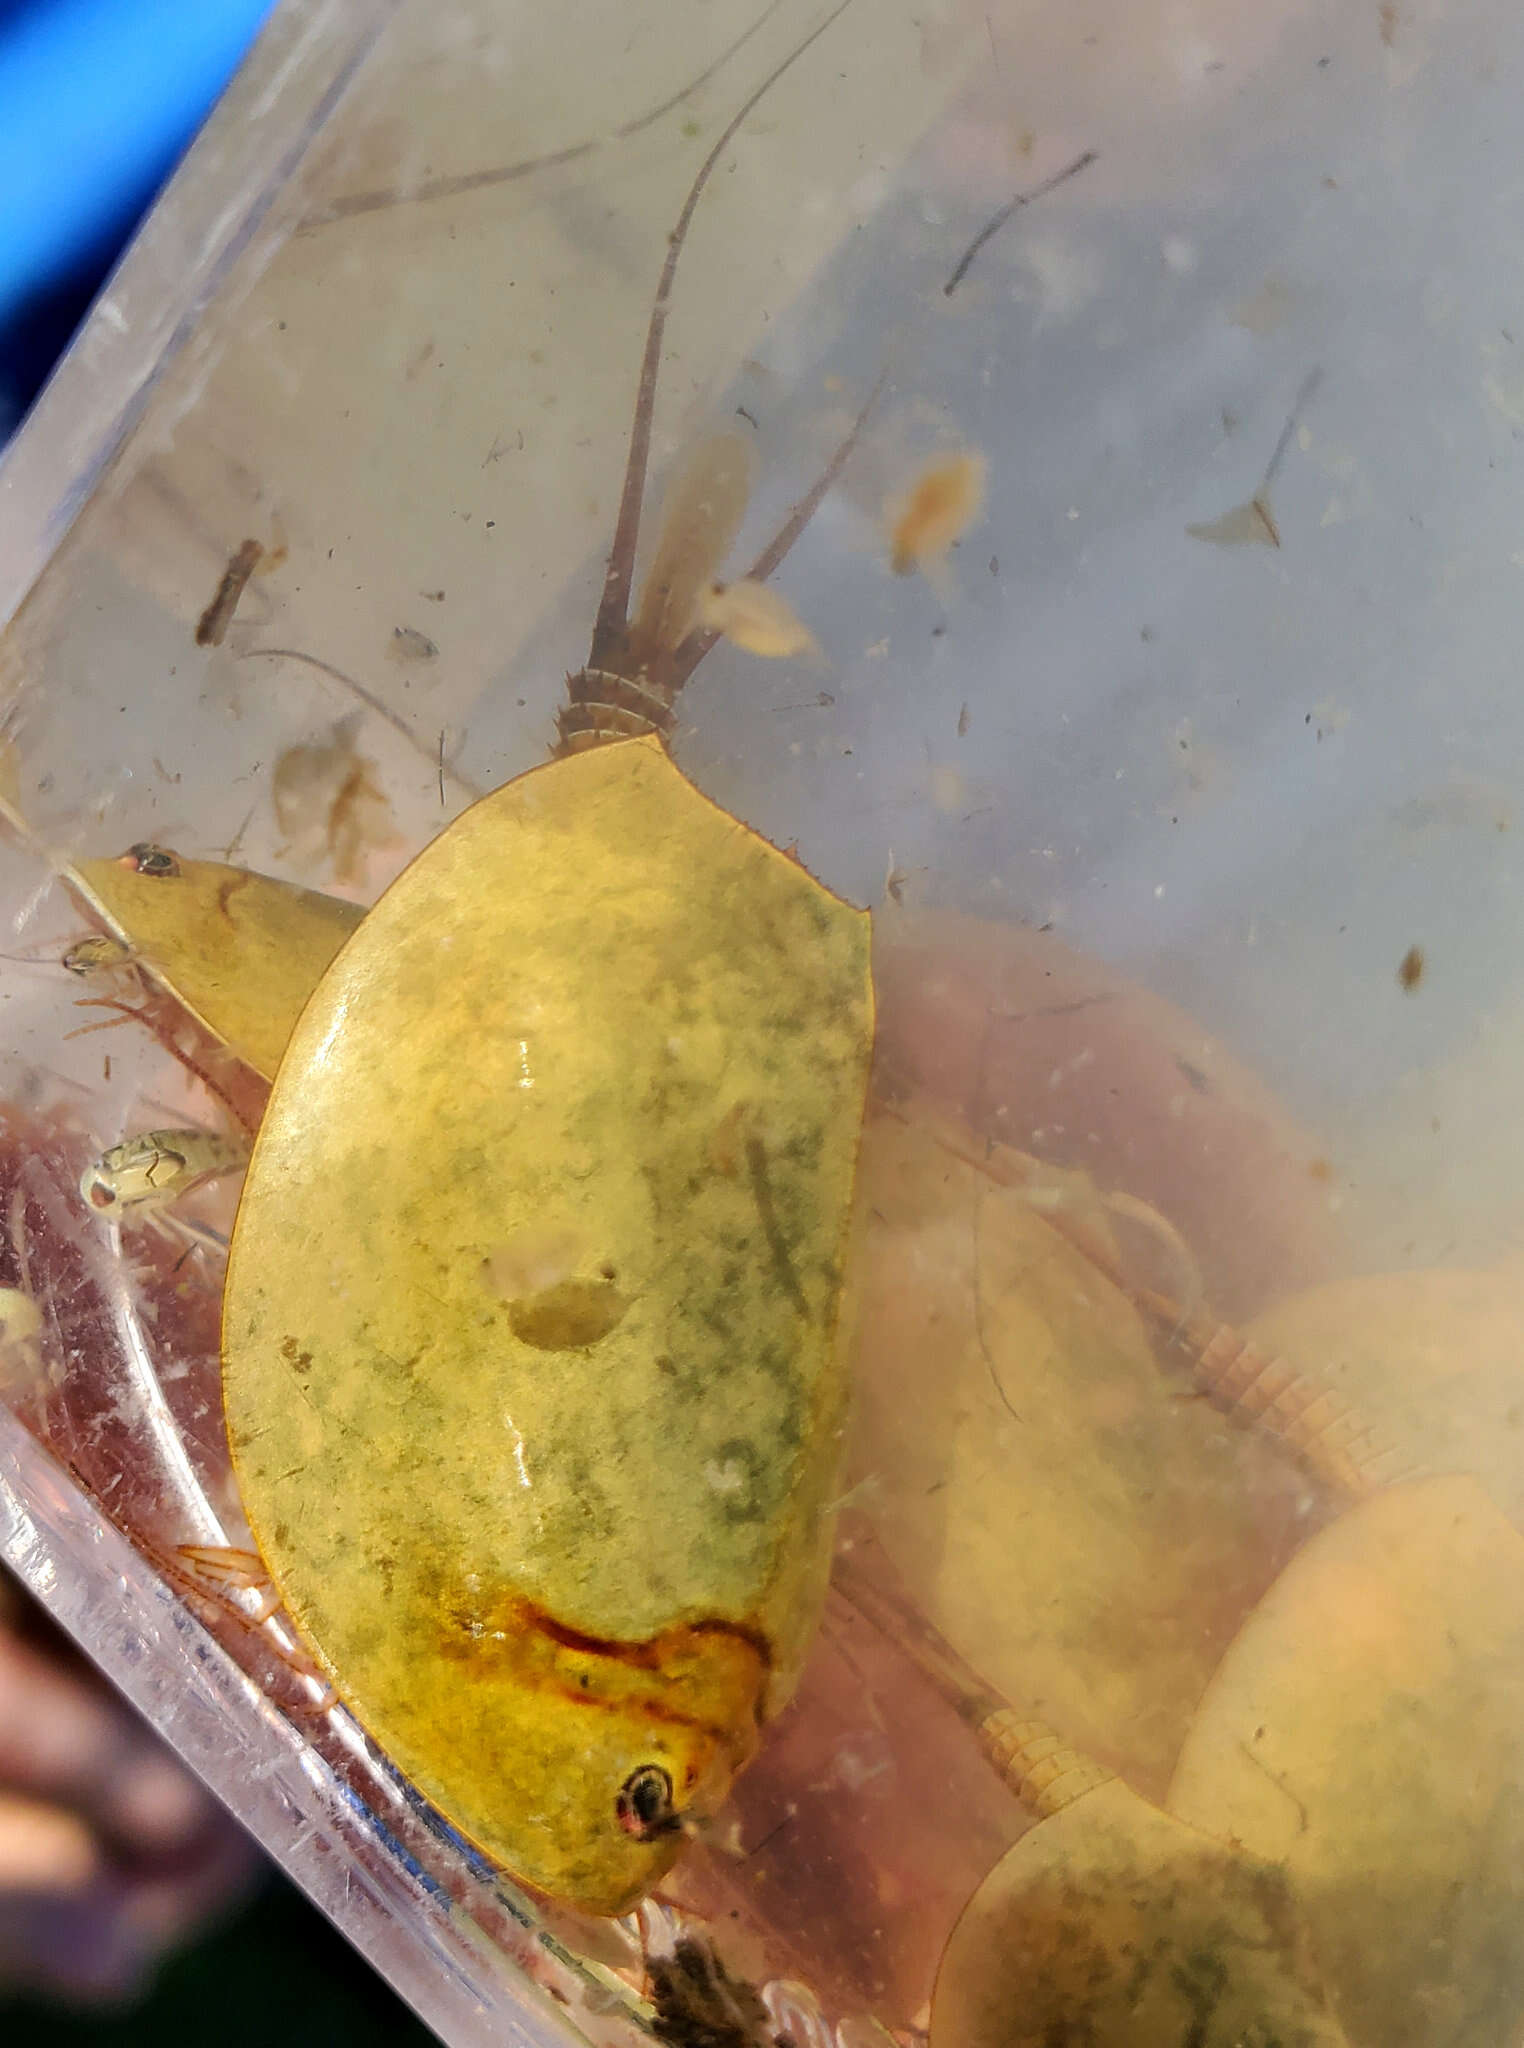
[[124, 843, 180, 878], [616, 1764, 677, 1839]]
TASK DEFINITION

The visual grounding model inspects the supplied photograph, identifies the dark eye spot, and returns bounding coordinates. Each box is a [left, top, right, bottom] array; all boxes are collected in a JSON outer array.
[[616, 1764, 677, 1839], [123, 843, 180, 878]]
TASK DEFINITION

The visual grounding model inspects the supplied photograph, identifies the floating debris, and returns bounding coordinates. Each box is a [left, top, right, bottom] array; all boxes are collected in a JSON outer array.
[[1188, 370, 1321, 553], [195, 539, 264, 647], [943, 148, 1098, 297], [888, 451, 987, 579], [271, 716, 399, 885]]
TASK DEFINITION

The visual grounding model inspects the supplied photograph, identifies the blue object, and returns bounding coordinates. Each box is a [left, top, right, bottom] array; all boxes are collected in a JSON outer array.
[[0, 0, 276, 432]]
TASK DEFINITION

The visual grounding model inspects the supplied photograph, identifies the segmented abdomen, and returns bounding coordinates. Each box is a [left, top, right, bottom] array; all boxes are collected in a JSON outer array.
[[977, 1712, 1113, 1818], [554, 667, 676, 755]]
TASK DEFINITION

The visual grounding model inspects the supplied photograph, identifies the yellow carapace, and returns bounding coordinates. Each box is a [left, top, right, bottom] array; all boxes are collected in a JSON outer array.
[[224, 738, 871, 1911], [69, 845, 361, 1082], [71, 15, 878, 1916]]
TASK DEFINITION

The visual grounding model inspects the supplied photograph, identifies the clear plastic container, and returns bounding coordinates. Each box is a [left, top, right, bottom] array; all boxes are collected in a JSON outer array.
[[3, 0, 1524, 2042]]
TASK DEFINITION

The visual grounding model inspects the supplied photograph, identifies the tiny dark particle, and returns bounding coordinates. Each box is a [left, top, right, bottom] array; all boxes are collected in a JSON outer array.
[[1398, 944, 1425, 993]]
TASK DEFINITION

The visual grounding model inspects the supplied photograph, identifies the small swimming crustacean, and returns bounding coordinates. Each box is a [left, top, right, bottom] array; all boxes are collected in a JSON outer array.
[[60, 932, 138, 981], [79, 1128, 248, 1233]]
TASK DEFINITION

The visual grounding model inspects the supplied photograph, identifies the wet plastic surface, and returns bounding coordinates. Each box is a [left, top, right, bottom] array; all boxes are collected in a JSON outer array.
[[3, 1, 1524, 2042]]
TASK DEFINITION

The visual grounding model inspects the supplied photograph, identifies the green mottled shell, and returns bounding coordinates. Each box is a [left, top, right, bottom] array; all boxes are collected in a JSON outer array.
[[1168, 1476, 1524, 2047], [223, 735, 872, 1910]]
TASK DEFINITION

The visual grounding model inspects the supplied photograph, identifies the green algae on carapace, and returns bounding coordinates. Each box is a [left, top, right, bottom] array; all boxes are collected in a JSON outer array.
[[225, 736, 872, 1912], [75, 12, 878, 1918]]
